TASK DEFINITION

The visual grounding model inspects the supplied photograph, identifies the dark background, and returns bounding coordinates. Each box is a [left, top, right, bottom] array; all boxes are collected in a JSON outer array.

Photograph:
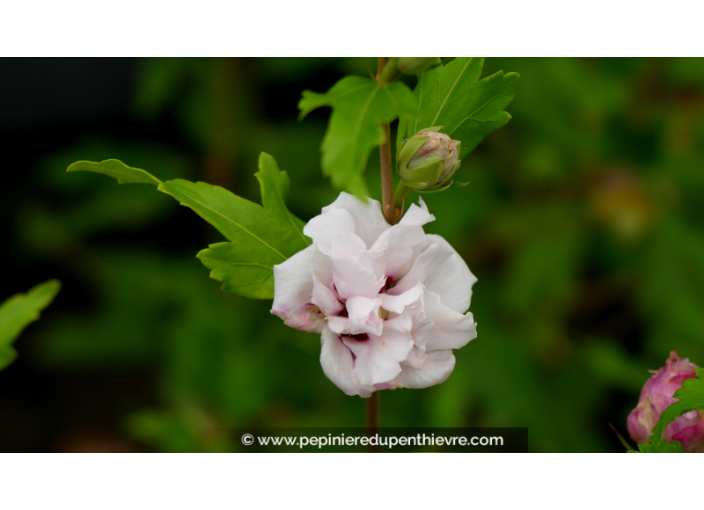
[[1, 57, 703, 452]]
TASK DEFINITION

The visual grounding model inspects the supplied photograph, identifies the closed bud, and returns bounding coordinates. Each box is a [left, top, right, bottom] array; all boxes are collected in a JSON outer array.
[[397, 127, 462, 191], [627, 351, 704, 452], [395, 57, 442, 75]]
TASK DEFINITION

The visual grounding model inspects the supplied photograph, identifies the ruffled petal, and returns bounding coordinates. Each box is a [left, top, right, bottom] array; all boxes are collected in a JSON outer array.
[[303, 208, 355, 255], [368, 224, 427, 280], [399, 197, 435, 227], [401, 346, 427, 369], [320, 327, 374, 398], [422, 235, 477, 313], [390, 234, 476, 313], [311, 272, 344, 317], [390, 350, 456, 389], [330, 233, 367, 259], [345, 296, 383, 336], [343, 315, 414, 386], [423, 290, 477, 351], [331, 257, 384, 300], [271, 245, 330, 332], [379, 283, 423, 314], [322, 192, 389, 247]]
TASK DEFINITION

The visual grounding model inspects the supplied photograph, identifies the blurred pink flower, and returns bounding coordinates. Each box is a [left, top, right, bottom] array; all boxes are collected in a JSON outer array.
[[627, 351, 704, 452], [271, 192, 477, 397]]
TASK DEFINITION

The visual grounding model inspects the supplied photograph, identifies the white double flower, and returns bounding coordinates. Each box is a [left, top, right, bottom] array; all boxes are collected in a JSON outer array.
[[272, 193, 477, 397]]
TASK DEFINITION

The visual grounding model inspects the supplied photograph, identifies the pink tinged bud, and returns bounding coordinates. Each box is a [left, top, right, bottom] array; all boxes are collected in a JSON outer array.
[[627, 351, 703, 452], [397, 127, 462, 191]]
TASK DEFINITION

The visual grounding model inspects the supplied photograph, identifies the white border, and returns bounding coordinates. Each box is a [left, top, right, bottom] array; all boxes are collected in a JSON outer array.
[[1, 1, 701, 56]]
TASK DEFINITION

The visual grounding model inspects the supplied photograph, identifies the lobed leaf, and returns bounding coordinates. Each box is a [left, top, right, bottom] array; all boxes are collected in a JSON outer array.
[[68, 159, 162, 185], [398, 57, 519, 159], [299, 76, 417, 199], [0, 280, 61, 371], [67, 155, 310, 300]]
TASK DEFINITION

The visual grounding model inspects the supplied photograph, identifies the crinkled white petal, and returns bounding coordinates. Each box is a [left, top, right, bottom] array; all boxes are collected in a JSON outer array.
[[401, 346, 427, 369], [399, 197, 436, 227], [379, 283, 423, 314], [271, 244, 330, 332], [320, 327, 374, 397], [322, 192, 389, 247], [390, 350, 456, 389], [311, 271, 344, 317], [390, 234, 476, 313], [388, 241, 452, 295], [303, 209, 355, 256], [423, 290, 477, 351], [330, 233, 367, 259], [343, 315, 414, 387], [341, 296, 383, 336], [422, 235, 477, 313], [368, 224, 427, 280], [331, 257, 384, 300]]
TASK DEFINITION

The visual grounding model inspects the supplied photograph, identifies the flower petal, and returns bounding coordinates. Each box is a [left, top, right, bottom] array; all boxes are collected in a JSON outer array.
[[303, 208, 355, 256], [322, 192, 389, 247], [343, 315, 414, 387], [399, 197, 435, 226], [422, 234, 477, 313], [391, 234, 476, 313], [320, 327, 374, 398], [368, 224, 427, 279], [331, 256, 384, 300], [330, 233, 367, 259], [311, 271, 344, 317], [402, 346, 427, 369], [391, 350, 456, 389], [271, 245, 330, 332], [345, 296, 383, 336], [424, 290, 477, 351], [379, 283, 423, 314]]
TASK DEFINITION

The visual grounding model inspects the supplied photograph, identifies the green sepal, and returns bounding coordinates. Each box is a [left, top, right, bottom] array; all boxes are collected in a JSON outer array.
[[399, 160, 444, 190], [416, 180, 468, 194], [397, 134, 430, 171], [437, 160, 462, 187]]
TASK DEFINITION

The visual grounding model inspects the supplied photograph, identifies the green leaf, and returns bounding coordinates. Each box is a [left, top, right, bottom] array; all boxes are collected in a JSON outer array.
[[636, 440, 686, 453], [68, 159, 163, 185], [641, 367, 704, 452], [67, 154, 310, 300], [398, 57, 519, 159], [0, 280, 61, 371], [299, 76, 417, 199]]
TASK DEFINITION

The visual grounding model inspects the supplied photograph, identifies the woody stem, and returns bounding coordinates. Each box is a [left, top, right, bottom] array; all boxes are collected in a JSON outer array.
[[363, 57, 395, 453], [377, 57, 396, 226]]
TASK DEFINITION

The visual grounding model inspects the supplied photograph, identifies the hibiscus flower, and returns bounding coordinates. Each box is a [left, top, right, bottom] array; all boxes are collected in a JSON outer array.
[[271, 192, 477, 397]]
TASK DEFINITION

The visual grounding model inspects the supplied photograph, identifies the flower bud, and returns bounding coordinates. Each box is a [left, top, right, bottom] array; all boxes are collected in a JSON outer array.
[[395, 57, 442, 75], [627, 351, 704, 452], [397, 127, 462, 191]]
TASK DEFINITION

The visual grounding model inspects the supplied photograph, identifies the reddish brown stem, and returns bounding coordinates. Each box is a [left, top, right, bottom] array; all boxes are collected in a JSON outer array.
[[364, 57, 396, 453]]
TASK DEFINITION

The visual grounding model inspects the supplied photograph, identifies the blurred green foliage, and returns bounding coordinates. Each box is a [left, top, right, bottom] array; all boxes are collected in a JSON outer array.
[[11, 57, 704, 452], [0, 280, 60, 371]]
